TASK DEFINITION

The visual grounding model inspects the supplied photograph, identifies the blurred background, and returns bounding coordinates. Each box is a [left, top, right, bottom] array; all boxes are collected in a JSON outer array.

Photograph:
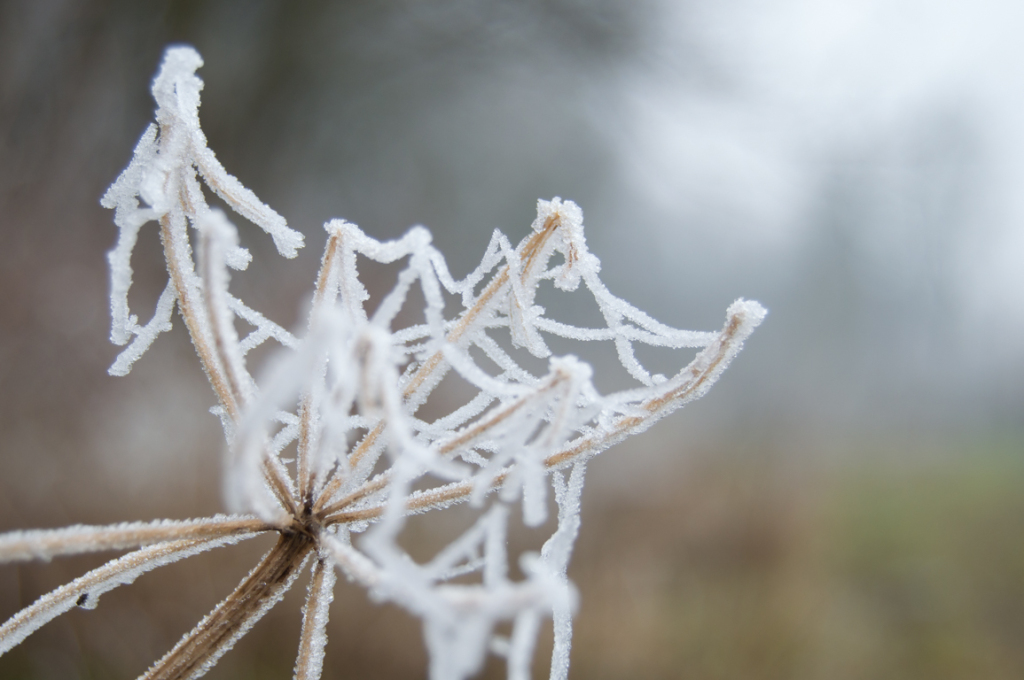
[[1, 1, 1023, 678]]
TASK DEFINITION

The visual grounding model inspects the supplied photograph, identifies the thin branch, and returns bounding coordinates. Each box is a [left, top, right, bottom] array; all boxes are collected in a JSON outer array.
[[142, 532, 314, 680], [262, 458, 301, 519], [315, 472, 392, 521], [312, 216, 565, 515], [323, 471, 508, 526], [199, 218, 249, 416], [160, 211, 238, 420], [435, 373, 566, 458], [297, 229, 344, 502], [0, 533, 260, 656], [163, 204, 295, 517], [316, 368, 566, 519], [0, 516, 272, 564], [322, 301, 764, 526], [293, 555, 337, 680], [543, 300, 764, 469]]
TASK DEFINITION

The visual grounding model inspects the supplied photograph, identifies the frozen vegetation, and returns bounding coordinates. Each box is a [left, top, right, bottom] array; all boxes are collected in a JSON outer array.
[[0, 47, 763, 680]]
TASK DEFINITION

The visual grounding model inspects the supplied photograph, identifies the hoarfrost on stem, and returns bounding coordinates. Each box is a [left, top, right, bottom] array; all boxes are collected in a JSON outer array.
[[0, 45, 766, 680]]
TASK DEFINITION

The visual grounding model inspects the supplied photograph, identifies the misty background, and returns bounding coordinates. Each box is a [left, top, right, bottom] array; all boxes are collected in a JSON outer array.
[[1, 1, 1022, 679]]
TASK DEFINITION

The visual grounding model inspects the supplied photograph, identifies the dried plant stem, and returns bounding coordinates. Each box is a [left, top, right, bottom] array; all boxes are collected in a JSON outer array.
[[0, 517, 271, 563], [436, 372, 567, 457], [544, 305, 752, 468], [160, 213, 237, 419], [0, 536, 259, 656], [312, 216, 563, 515], [401, 214, 558, 398], [160, 207, 295, 517], [321, 302, 754, 525], [316, 472, 393, 520], [315, 376, 559, 520], [323, 472, 508, 525], [317, 371, 565, 520], [143, 532, 314, 680], [296, 393, 318, 504], [296, 230, 345, 501], [293, 556, 337, 680], [199, 227, 248, 416]]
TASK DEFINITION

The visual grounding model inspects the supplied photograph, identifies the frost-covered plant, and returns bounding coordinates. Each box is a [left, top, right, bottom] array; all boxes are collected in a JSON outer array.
[[0, 47, 765, 680]]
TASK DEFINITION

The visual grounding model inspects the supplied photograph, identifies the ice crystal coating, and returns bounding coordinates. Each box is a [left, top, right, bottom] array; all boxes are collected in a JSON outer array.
[[100, 46, 301, 378], [0, 45, 765, 680]]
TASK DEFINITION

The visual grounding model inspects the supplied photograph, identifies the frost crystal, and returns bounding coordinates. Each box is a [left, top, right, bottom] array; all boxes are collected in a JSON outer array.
[[0, 46, 765, 680]]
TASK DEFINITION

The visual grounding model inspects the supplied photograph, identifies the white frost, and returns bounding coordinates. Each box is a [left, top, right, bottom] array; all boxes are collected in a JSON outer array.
[[86, 44, 767, 680], [101, 45, 303, 378]]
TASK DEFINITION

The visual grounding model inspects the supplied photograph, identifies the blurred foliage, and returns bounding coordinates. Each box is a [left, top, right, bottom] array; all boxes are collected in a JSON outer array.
[[2, 439, 1022, 679], [566, 439, 1024, 680]]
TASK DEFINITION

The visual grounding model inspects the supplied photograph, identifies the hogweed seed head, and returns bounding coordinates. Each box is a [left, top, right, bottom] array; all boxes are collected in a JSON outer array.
[[0, 46, 765, 680]]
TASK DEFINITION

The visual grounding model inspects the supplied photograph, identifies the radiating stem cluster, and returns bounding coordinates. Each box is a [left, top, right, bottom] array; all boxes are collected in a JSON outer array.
[[0, 45, 764, 680]]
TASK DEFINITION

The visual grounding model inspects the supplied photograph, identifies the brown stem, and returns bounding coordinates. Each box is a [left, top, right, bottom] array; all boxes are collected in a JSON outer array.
[[160, 214, 238, 421], [323, 470, 509, 526], [322, 304, 753, 525], [315, 471, 392, 520], [293, 556, 336, 680], [0, 517, 273, 563], [297, 230, 344, 501], [162, 179, 294, 516], [543, 311, 746, 469], [199, 227, 247, 414], [142, 532, 313, 680], [312, 214, 564, 515], [262, 458, 300, 518]]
